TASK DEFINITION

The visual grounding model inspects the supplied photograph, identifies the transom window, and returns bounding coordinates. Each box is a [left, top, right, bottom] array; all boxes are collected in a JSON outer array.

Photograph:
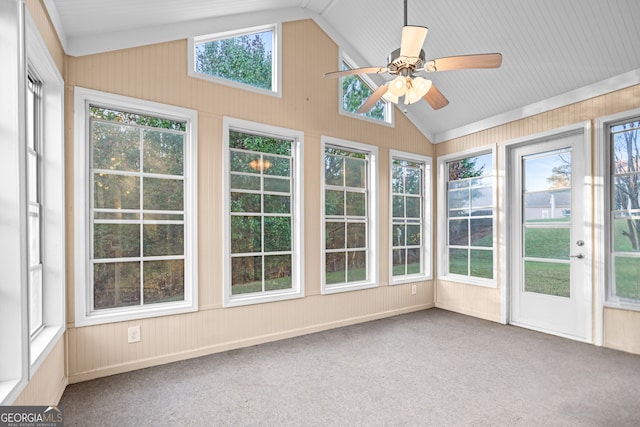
[[190, 25, 280, 96], [340, 57, 392, 124], [322, 137, 378, 293], [391, 151, 432, 282], [609, 118, 640, 303], [439, 150, 495, 284], [223, 118, 303, 307]]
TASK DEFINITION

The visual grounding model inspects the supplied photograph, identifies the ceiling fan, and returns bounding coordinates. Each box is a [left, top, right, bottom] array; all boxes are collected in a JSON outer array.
[[324, 0, 502, 113]]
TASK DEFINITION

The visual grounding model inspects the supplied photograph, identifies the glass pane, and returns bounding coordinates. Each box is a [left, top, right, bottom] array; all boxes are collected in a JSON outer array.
[[524, 227, 570, 259], [613, 217, 640, 252], [94, 224, 140, 259], [230, 150, 260, 174], [470, 249, 493, 279], [28, 153, 37, 202], [448, 155, 489, 181], [470, 218, 492, 247], [346, 222, 366, 248], [524, 190, 571, 222], [449, 248, 468, 275], [326, 222, 345, 250], [449, 219, 469, 246], [325, 155, 344, 186], [231, 192, 261, 213], [392, 224, 405, 247], [406, 224, 421, 246], [612, 130, 640, 175], [448, 189, 470, 211], [263, 155, 290, 177], [144, 178, 183, 211], [524, 260, 570, 297], [93, 261, 141, 309], [143, 259, 184, 304], [326, 252, 346, 285], [231, 174, 260, 191], [144, 213, 183, 221], [346, 192, 366, 216], [342, 70, 386, 121], [265, 255, 292, 291], [143, 130, 183, 175], [264, 177, 290, 193], [406, 196, 420, 218], [231, 256, 262, 294], [470, 186, 493, 209], [264, 195, 290, 213], [391, 165, 403, 193], [407, 248, 421, 274], [28, 209, 40, 266], [94, 211, 140, 220], [92, 121, 140, 171], [325, 190, 344, 216], [264, 217, 291, 252], [345, 157, 365, 188], [228, 131, 290, 155], [614, 256, 640, 300], [613, 176, 640, 211], [393, 195, 405, 218], [94, 174, 140, 209], [143, 224, 184, 256], [29, 267, 43, 335], [392, 249, 406, 276], [405, 168, 421, 195], [231, 216, 261, 253], [347, 251, 366, 282]]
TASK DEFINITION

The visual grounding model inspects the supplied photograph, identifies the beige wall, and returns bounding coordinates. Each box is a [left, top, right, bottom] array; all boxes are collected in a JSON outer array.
[[64, 19, 435, 383], [435, 85, 640, 351]]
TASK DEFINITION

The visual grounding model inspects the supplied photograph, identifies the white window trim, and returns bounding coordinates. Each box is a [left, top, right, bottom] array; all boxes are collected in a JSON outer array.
[[596, 107, 640, 314], [74, 87, 198, 326], [188, 24, 282, 99], [338, 51, 394, 127], [222, 117, 305, 307], [321, 136, 379, 294], [437, 145, 497, 288], [389, 150, 432, 284]]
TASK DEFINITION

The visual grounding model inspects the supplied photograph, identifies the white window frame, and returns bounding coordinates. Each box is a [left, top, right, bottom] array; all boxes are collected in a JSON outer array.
[[437, 146, 497, 288], [389, 150, 432, 284], [74, 87, 198, 326], [338, 52, 393, 126], [321, 136, 378, 294], [222, 117, 304, 307], [596, 107, 640, 312], [188, 24, 282, 98]]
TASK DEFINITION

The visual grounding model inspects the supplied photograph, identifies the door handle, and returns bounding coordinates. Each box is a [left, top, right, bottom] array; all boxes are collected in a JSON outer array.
[[570, 253, 585, 259]]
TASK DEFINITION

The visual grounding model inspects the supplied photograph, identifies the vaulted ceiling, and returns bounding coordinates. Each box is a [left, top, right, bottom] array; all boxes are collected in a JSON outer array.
[[43, 0, 640, 142]]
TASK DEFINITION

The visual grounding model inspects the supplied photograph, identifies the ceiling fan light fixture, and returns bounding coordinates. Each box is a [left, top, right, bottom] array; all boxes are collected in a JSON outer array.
[[382, 87, 399, 103], [388, 75, 408, 97]]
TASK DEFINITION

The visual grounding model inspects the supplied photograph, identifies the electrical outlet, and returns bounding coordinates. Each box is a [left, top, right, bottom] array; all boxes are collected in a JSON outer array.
[[128, 325, 141, 343], [411, 285, 417, 295]]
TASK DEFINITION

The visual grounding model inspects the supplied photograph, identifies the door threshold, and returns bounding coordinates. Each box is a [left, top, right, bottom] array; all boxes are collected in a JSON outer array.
[[509, 321, 590, 343]]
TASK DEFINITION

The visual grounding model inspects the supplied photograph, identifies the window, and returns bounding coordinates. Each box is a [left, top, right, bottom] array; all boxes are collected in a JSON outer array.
[[608, 117, 640, 304], [340, 55, 392, 124], [438, 149, 496, 285], [390, 151, 432, 282], [223, 118, 304, 307], [189, 25, 281, 96], [75, 88, 198, 325], [322, 137, 378, 293], [27, 75, 44, 337]]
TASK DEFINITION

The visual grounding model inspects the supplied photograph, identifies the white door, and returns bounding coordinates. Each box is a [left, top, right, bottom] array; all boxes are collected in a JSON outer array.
[[510, 132, 590, 340]]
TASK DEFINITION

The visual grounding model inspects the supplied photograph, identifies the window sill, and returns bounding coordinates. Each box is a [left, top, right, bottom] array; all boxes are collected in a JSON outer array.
[[338, 109, 394, 127], [322, 281, 378, 295], [75, 300, 197, 327], [30, 324, 64, 375], [438, 274, 497, 289], [604, 300, 640, 313], [224, 289, 304, 308], [391, 275, 432, 285]]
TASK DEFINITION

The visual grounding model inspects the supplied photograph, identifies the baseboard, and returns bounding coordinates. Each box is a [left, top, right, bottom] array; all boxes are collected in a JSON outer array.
[[68, 303, 433, 384], [435, 302, 500, 323]]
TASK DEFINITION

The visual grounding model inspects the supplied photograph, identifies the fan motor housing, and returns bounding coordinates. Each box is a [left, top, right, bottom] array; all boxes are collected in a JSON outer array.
[[387, 48, 425, 75]]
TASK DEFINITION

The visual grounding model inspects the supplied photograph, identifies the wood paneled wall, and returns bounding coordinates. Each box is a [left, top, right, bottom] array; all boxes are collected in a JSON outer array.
[[64, 19, 435, 382]]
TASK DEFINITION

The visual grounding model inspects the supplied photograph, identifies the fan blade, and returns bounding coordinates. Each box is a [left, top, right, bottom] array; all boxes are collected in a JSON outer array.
[[357, 85, 389, 113], [427, 53, 502, 72], [399, 25, 428, 58], [423, 84, 449, 110], [324, 67, 388, 78]]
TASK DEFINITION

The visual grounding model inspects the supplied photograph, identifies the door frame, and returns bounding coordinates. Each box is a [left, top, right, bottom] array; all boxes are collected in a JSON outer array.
[[498, 121, 593, 343]]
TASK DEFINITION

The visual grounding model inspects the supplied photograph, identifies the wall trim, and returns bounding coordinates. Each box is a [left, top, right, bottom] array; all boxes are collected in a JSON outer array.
[[67, 304, 433, 384]]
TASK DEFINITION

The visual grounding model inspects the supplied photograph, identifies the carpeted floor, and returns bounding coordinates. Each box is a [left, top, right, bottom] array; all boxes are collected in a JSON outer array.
[[59, 309, 640, 426]]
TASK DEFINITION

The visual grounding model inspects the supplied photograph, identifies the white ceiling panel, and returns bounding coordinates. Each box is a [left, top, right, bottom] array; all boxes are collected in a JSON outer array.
[[44, 0, 640, 141]]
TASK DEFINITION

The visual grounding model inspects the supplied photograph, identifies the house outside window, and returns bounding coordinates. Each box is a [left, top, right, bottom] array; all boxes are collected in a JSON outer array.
[[390, 151, 432, 283], [189, 25, 281, 97], [223, 117, 304, 307], [438, 149, 496, 286], [74, 88, 198, 326], [322, 137, 378, 294]]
